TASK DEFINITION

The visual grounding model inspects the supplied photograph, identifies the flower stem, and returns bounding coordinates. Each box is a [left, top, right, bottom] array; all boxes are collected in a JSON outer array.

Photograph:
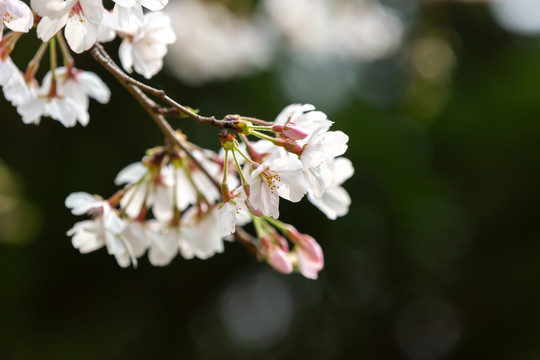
[[49, 37, 57, 79], [48, 37, 58, 97], [24, 41, 48, 82], [241, 116, 274, 126], [0, 32, 22, 60], [56, 33, 74, 71], [265, 217, 289, 233], [250, 130, 278, 143], [232, 149, 248, 186], [253, 217, 266, 239]]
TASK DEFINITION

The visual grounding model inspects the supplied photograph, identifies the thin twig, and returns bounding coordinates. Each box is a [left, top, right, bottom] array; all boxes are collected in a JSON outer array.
[[92, 44, 237, 130], [90, 44, 220, 191]]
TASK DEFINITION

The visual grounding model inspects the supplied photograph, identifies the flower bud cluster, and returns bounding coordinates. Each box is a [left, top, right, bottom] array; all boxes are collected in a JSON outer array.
[[66, 104, 353, 279]]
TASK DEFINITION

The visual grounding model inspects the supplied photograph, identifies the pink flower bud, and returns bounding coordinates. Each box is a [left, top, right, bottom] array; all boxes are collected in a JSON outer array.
[[287, 227, 324, 279], [271, 124, 285, 133], [283, 122, 308, 140], [263, 238, 293, 274], [267, 247, 293, 274], [274, 138, 302, 155], [272, 122, 308, 140]]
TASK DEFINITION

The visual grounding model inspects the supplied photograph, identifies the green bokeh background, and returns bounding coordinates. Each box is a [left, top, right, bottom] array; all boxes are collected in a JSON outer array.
[[2, 2, 540, 359]]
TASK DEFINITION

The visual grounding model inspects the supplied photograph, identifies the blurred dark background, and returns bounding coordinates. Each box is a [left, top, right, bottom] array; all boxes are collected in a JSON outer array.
[[2, 0, 540, 359]]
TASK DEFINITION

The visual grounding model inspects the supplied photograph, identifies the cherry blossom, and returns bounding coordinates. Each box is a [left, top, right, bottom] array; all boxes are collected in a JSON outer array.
[[300, 127, 349, 197], [248, 156, 307, 219], [143, 220, 178, 266], [65, 192, 124, 231], [112, 0, 168, 29], [189, 150, 222, 204], [17, 84, 82, 126], [118, 11, 176, 79], [116, 163, 175, 222], [308, 157, 353, 220], [216, 188, 251, 237], [0, 0, 33, 39], [65, 192, 148, 267], [180, 205, 224, 260], [274, 103, 333, 143], [67, 219, 147, 268], [0, 57, 35, 107], [17, 66, 110, 127], [32, 0, 106, 53]]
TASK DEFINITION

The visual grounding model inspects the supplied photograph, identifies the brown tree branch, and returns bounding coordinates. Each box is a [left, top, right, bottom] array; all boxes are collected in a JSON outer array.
[[90, 44, 220, 191], [91, 44, 238, 130]]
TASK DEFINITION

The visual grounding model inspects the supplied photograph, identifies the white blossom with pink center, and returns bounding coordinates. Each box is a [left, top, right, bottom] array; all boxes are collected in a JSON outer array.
[[0, 0, 33, 39], [17, 66, 109, 127], [248, 156, 307, 219], [32, 0, 106, 53]]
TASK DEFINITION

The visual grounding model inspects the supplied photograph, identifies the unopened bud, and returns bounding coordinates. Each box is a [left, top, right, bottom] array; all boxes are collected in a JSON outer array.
[[275, 138, 303, 155], [283, 122, 308, 140], [262, 237, 293, 274], [287, 226, 324, 279], [227, 115, 252, 134], [219, 129, 236, 149]]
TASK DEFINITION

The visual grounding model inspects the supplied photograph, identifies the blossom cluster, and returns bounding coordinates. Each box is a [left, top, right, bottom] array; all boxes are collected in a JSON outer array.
[[66, 104, 353, 279], [0, 0, 354, 279], [0, 0, 175, 127]]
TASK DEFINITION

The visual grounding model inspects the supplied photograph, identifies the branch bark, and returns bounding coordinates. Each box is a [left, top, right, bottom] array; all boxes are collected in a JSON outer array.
[[90, 44, 221, 191]]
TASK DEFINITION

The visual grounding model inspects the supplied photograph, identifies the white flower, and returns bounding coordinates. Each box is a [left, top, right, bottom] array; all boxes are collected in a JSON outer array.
[[17, 88, 80, 126], [17, 66, 110, 127], [1, 57, 36, 108], [146, 220, 179, 266], [274, 104, 333, 145], [67, 219, 147, 268], [112, 0, 168, 29], [65, 192, 125, 232], [216, 188, 251, 237], [32, 0, 106, 53], [56, 67, 110, 125], [118, 11, 176, 79], [0, 0, 33, 38], [173, 163, 198, 211], [189, 149, 221, 204], [65, 192, 148, 268], [0, 57, 14, 85], [300, 127, 349, 197], [308, 157, 353, 220], [216, 201, 237, 237], [180, 206, 224, 260], [248, 156, 307, 219], [115, 162, 175, 222]]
